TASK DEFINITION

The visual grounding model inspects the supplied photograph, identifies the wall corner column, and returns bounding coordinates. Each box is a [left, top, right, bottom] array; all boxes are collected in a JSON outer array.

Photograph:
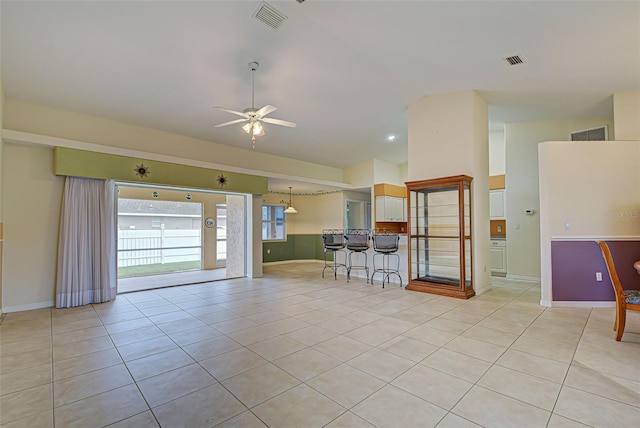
[[613, 91, 640, 140], [407, 90, 491, 294]]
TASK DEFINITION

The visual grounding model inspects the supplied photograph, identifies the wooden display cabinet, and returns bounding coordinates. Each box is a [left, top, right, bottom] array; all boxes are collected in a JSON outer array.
[[405, 175, 474, 299]]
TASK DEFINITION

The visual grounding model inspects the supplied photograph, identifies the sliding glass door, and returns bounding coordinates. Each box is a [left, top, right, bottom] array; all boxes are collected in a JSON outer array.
[[117, 198, 203, 278]]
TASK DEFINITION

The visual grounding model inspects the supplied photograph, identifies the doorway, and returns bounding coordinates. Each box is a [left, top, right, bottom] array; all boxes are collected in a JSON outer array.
[[116, 184, 245, 293], [346, 200, 372, 231]]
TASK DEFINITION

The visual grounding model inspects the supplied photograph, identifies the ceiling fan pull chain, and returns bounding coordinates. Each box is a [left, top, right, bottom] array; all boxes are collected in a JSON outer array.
[[250, 62, 257, 109]]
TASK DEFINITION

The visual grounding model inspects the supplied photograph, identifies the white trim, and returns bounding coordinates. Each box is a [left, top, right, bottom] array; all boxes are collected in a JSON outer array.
[[2, 129, 353, 191], [547, 301, 615, 308], [540, 300, 552, 308], [2, 301, 54, 313], [551, 236, 640, 241], [506, 274, 540, 282]]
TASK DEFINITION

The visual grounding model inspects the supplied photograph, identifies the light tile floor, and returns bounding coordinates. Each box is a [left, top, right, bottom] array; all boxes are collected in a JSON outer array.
[[1, 262, 639, 427]]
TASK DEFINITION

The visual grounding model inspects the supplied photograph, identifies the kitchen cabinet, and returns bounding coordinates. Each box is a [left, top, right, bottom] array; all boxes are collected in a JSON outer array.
[[490, 189, 506, 219], [405, 175, 475, 299], [376, 196, 406, 222], [490, 239, 507, 274]]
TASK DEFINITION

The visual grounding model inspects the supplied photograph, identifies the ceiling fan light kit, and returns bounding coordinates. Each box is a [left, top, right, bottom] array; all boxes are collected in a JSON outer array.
[[213, 61, 296, 148]]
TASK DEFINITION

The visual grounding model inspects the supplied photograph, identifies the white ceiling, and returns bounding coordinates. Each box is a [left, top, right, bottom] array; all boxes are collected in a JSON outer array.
[[2, 1, 639, 177]]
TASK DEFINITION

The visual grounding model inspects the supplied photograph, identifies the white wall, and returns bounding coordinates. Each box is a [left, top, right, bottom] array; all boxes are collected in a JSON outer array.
[[489, 130, 505, 176], [505, 116, 614, 280], [614, 91, 640, 140], [538, 140, 640, 304], [2, 144, 65, 311], [408, 90, 491, 294]]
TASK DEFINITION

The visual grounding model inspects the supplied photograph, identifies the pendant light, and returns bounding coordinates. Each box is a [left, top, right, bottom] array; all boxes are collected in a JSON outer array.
[[284, 187, 298, 214]]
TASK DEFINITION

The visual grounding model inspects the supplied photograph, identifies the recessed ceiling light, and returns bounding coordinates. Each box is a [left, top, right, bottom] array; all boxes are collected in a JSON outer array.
[[387, 134, 397, 141]]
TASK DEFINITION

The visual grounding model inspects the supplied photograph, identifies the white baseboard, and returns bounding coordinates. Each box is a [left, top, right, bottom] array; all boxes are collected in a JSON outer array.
[[506, 274, 540, 282], [475, 283, 493, 296], [2, 301, 54, 313], [545, 301, 615, 308]]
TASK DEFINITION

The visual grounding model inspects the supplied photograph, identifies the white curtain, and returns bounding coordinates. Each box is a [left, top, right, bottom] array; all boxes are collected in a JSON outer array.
[[56, 177, 117, 308]]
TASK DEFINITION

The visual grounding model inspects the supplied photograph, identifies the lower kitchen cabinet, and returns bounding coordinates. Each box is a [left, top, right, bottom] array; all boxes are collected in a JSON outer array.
[[490, 239, 507, 275]]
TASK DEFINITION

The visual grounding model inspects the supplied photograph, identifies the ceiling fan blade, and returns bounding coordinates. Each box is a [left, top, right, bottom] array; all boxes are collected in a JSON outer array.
[[213, 106, 247, 118], [214, 118, 247, 128], [262, 117, 297, 128], [256, 105, 277, 117]]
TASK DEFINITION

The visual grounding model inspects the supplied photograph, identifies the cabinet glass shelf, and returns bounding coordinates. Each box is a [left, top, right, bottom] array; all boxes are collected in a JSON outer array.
[[405, 175, 474, 299]]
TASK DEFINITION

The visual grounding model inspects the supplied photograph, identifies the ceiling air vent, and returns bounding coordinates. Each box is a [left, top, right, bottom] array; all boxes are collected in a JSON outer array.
[[254, 2, 287, 31], [504, 55, 524, 66]]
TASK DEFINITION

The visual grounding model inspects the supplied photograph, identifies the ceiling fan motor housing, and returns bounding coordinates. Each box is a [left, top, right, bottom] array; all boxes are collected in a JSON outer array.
[[243, 107, 259, 117]]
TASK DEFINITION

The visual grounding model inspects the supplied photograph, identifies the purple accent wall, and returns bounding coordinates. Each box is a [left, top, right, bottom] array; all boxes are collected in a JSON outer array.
[[551, 240, 640, 301]]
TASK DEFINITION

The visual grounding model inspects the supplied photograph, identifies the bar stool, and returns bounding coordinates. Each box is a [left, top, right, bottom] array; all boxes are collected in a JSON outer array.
[[371, 231, 402, 288], [345, 229, 370, 283], [322, 229, 347, 280]]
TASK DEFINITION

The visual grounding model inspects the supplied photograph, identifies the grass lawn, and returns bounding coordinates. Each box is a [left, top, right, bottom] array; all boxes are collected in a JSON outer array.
[[118, 261, 201, 278]]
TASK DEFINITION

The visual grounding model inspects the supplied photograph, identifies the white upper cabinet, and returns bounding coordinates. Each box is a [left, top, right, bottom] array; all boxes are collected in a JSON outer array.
[[489, 189, 506, 219], [376, 196, 406, 222]]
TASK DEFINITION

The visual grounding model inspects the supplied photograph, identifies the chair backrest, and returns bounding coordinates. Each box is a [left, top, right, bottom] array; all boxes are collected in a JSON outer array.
[[597, 241, 625, 303], [322, 229, 346, 249], [346, 229, 370, 250], [372, 233, 399, 252]]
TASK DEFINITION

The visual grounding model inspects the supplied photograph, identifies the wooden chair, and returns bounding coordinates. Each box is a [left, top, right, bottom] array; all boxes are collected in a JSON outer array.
[[596, 241, 640, 341]]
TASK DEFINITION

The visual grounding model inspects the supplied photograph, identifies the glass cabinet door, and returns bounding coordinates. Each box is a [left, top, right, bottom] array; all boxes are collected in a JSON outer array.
[[406, 175, 474, 299]]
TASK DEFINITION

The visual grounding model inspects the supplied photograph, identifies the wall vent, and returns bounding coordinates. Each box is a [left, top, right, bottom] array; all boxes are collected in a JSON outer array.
[[504, 55, 524, 66], [570, 126, 608, 141], [254, 2, 287, 31]]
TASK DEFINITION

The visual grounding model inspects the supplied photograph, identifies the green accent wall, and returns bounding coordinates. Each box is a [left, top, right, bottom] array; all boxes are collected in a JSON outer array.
[[263, 234, 327, 263], [54, 147, 268, 194]]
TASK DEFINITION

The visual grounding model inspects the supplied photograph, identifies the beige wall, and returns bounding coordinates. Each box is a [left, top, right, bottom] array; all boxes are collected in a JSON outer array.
[[373, 159, 404, 186], [247, 194, 263, 278], [263, 192, 345, 235], [4, 99, 344, 183], [343, 159, 374, 189], [614, 91, 640, 141], [489, 130, 506, 176], [3, 144, 65, 311], [505, 116, 614, 280], [116, 186, 226, 270], [408, 90, 491, 294], [0, 78, 4, 312], [538, 140, 640, 304], [399, 163, 408, 183]]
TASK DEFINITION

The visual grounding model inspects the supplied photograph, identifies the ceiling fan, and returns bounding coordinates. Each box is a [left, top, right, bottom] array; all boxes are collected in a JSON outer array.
[[213, 61, 296, 147]]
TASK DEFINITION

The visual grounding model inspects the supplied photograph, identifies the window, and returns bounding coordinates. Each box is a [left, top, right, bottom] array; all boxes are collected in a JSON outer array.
[[262, 204, 286, 241]]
